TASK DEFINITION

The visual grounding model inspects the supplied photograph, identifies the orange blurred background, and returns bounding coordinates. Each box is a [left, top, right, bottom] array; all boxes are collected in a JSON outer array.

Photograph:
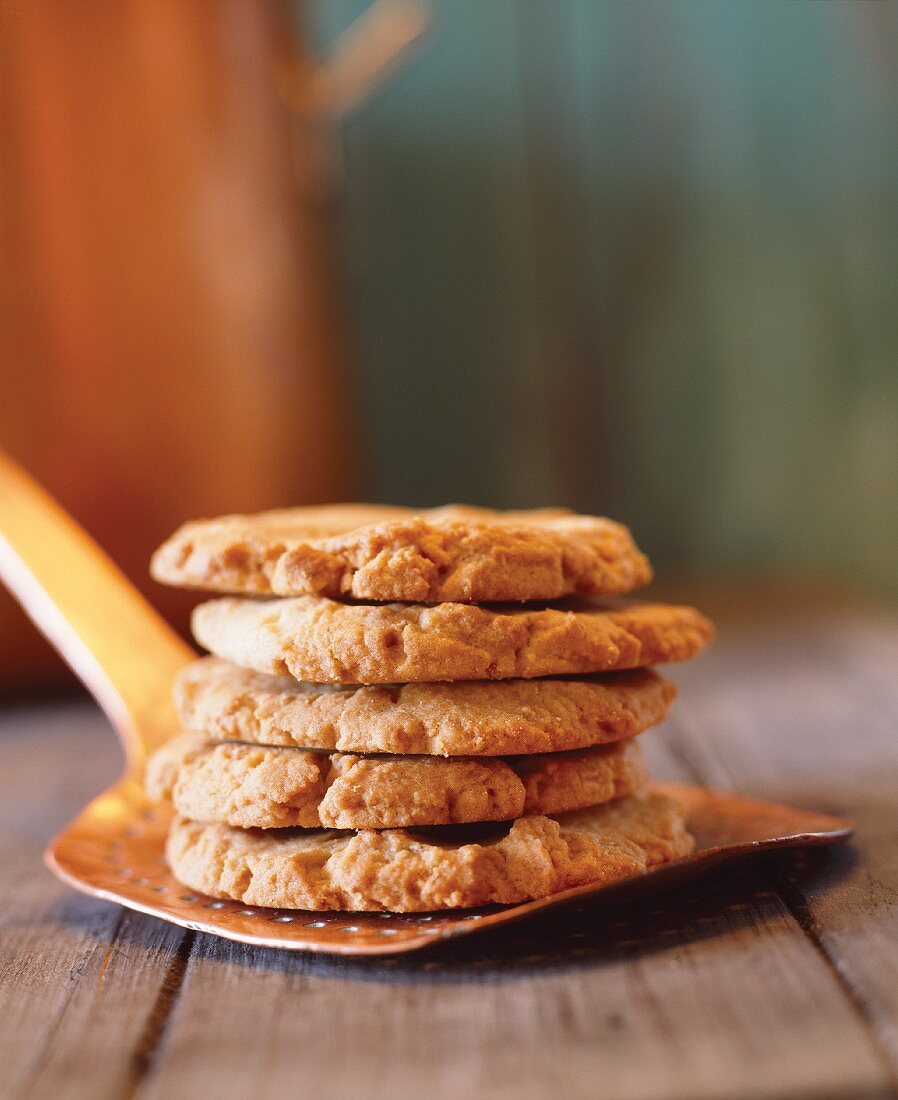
[[1, 0, 354, 687]]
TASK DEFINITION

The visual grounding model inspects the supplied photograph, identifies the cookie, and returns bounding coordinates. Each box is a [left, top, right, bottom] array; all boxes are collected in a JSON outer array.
[[165, 790, 694, 912], [175, 657, 675, 756], [145, 734, 647, 829], [151, 504, 652, 603], [191, 596, 713, 684]]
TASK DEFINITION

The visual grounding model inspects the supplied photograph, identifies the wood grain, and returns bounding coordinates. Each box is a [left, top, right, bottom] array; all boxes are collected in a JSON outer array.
[[669, 607, 898, 1087], [2, 603, 898, 1099], [0, 706, 188, 1100], [141, 867, 888, 1100]]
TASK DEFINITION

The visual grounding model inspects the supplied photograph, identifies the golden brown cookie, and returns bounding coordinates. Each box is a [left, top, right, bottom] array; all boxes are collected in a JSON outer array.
[[145, 734, 647, 829], [151, 504, 652, 603], [165, 790, 694, 912], [191, 596, 713, 684], [175, 657, 675, 756]]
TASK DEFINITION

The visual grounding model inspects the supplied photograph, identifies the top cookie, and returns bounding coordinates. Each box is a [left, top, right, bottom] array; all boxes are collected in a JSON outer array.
[[151, 504, 652, 603]]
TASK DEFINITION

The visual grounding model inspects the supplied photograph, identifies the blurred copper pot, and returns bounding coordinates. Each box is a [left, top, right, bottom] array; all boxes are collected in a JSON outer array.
[[0, 0, 380, 689]]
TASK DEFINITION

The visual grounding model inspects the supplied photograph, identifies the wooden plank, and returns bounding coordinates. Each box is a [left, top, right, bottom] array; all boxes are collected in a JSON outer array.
[[668, 605, 898, 1086], [0, 704, 189, 1099], [137, 860, 892, 1100]]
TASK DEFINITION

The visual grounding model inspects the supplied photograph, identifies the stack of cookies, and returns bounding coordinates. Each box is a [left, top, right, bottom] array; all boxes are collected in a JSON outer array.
[[148, 506, 713, 913]]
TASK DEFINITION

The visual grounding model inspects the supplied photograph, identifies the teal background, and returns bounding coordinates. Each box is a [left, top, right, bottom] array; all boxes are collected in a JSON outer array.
[[307, 0, 898, 593]]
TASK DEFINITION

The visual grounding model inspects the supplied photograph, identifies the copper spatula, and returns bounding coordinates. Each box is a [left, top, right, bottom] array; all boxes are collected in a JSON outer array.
[[0, 452, 851, 956]]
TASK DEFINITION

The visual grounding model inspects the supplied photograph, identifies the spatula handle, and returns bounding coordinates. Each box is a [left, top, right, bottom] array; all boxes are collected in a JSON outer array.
[[0, 451, 193, 767]]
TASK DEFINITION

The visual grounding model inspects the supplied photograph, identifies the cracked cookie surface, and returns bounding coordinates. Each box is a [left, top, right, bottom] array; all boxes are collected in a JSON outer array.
[[164, 790, 694, 911], [175, 657, 675, 756], [191, 596, 714, 684], [146, 734, 647, 829], [151, 504, 652, 603]]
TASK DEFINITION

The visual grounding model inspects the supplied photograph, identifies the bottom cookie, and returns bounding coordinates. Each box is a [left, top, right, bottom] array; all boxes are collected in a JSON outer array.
[[165, 791, 694, 912]]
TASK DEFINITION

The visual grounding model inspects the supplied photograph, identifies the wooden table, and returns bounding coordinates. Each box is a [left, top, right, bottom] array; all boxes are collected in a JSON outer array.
[[2, 598, 898, 1100]]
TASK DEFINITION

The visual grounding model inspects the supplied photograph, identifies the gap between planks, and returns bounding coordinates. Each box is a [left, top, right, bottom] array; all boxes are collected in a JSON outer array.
[[127, 930, 196, 1089]]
